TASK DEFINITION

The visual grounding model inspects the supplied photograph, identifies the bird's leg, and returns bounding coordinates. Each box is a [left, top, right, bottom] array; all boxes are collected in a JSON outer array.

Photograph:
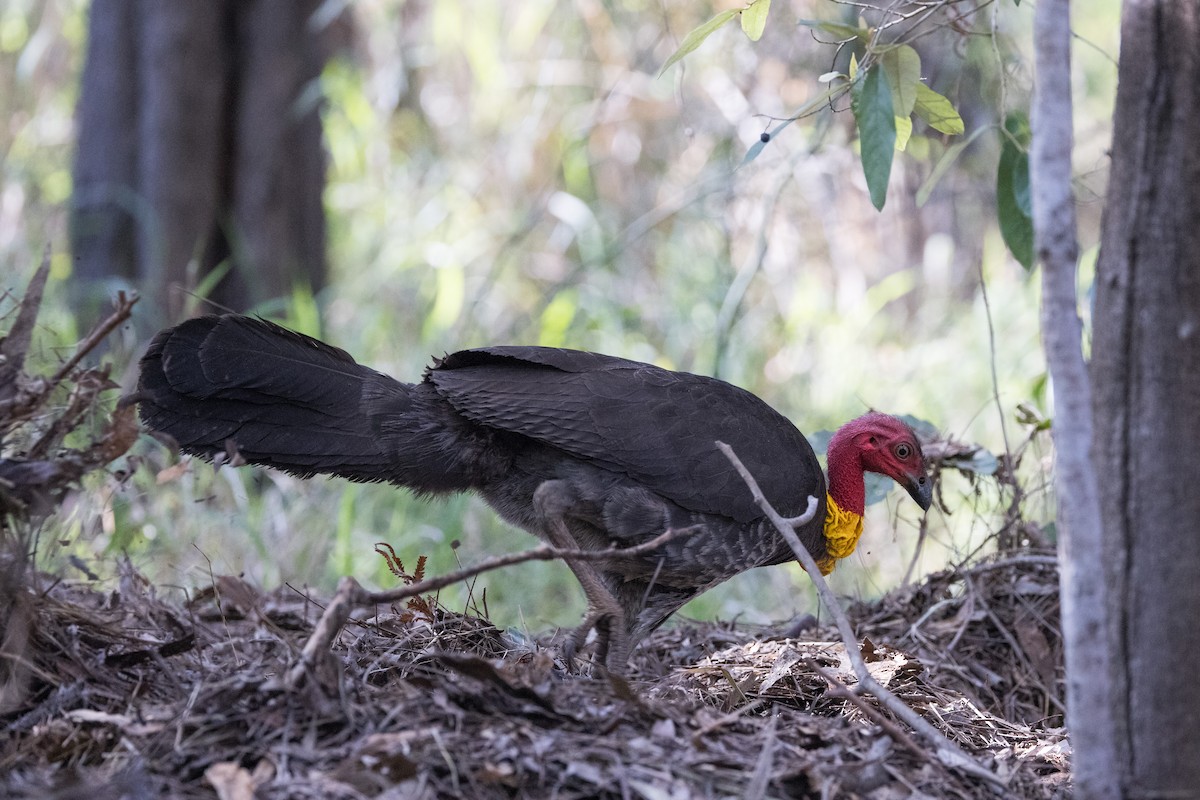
[[533, 480, 628, 673]]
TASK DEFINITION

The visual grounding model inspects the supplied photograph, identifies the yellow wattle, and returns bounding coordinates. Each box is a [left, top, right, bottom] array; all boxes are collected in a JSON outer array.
[[816, 493, 865, 575]]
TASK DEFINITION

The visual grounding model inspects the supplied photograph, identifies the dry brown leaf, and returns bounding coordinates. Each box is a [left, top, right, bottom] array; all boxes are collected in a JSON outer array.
[[204, 760, 274, 800]]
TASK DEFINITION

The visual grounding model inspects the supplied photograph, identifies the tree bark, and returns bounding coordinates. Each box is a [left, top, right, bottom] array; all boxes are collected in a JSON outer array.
[[1030, 1, 1122, 797], [71, 0, 333, 330], [1092, 1, 1200, 795]]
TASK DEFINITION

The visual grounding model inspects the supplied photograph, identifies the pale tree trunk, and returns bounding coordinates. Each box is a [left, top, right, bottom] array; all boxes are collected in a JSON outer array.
[[1092, 1, 1200, 795], [1030, 1, 1122, 797], [70, 0, 338, 330]]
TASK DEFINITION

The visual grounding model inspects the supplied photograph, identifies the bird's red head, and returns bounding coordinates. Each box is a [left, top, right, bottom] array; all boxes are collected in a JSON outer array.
[[826, 412, 932, 515]]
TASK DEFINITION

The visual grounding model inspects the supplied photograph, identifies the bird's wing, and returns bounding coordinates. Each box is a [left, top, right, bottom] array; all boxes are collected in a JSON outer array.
[[427, 346, 823, 522]]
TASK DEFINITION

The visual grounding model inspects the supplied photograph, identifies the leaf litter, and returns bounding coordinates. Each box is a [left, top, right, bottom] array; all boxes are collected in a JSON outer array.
[[0, 552, 1069, 799]]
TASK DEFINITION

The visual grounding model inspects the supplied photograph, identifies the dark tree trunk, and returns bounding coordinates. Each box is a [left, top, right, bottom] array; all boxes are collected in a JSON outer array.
[[1092, 1, 1200, 793], [70, 0, 334, 330]]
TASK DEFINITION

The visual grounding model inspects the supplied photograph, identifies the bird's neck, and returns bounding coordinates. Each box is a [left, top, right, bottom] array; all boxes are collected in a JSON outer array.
[[825, 439, 865, 516], [817, 438, 867, 575]]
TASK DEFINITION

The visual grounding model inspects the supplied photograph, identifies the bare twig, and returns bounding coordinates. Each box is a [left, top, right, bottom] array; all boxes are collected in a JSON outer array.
[[901, 513, 930, 587], [807, 659, 925, 759], [962, 554, 1058, 576], [713, 158, 795, 376], [287, 574, 362, 689], [715, 441, 1010, 793], [0, 247, 50, 398], [366, 525, 692, 607], [977, 261, 1013, 463], [690, 698, 767, 743], [49, 290, 139, 387], [744, 712, 778, 800], [285, 525, 696, 690]]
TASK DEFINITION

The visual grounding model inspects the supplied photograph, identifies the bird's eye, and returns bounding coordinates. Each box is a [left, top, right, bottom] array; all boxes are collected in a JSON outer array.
[[895, 443, 912, 459]]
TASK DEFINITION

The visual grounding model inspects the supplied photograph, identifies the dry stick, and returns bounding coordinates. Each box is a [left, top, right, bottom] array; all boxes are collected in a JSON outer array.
[[714, 441, 1010, 794], [963, 554, 1058, 576], [369, 525, 694, 606], [690, 698, 767, 743], [285, 525, 695, 689], [744, 712, 778, 800], [50, 290, 139, 386], [807, 659, 925, 760]]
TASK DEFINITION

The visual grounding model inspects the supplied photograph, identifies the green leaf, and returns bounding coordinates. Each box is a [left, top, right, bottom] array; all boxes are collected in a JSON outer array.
[[740, 124, 783, 166], [660, 9, 739, 75], [897, 414, 940, 440], [740, 0, 771, 42], [894, 115, 912, 151], [796, 18, 868, 41], [1003, 109, 1032, 147], [1011, 147, 1032, 217], [881, 45, 921, 116], [739, 83, 846, 167], [951, 448, 1000, 476], [913, 83, 964, 135], [915, 125, 989, 206], [997, 111, 1034, 270], [852, 65, 896, 211], [865, 473, 894, 506]]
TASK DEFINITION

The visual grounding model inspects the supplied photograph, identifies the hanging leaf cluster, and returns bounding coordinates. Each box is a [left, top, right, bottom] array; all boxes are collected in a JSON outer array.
[[660, 8, 1034, 269], [791, 26, 964, 212], [660, 0, 774, 76]]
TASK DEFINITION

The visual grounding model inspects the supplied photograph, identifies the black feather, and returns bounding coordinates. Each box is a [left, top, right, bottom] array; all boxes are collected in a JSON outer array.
[[137, 315, 831, 661]]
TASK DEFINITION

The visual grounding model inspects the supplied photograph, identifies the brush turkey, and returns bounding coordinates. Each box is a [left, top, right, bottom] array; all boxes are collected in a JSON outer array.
[[136, 315, 932, 670]]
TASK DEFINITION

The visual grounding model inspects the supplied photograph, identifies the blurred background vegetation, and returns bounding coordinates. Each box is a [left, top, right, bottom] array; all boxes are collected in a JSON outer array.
[[1, 0, 1118, 635]]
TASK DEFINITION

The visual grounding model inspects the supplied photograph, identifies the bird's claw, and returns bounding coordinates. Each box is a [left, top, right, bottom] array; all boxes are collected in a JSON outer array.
[[560, 608, 624, 675]]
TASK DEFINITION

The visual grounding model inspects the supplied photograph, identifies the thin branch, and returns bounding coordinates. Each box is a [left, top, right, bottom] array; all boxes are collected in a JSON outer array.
[[744, 712, 778, 800], [0, 246, 51, 391], [977, 261, 1013, 463], [807, 658, 926, 759], [715, 441, 1009, 792], [50, 290, 139, 386], [962, 553, 1058, 576], [690, 698, 767, 742], [284, 525, 695, 690], [362, 525, 693, 607]]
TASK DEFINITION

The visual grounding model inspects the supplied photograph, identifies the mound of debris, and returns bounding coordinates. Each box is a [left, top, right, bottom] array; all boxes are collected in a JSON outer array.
[[0, 551, 1069, 800]]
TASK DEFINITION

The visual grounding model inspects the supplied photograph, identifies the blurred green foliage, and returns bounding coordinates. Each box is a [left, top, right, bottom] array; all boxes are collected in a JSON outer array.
[[1, 0, 1119, 634]]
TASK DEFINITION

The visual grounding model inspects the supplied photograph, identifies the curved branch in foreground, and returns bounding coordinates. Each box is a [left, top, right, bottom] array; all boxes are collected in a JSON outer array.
[[714, 441, 1008, 793]]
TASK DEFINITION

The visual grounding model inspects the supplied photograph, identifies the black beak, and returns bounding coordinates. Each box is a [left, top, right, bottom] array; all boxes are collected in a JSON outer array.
[[905, 473, 933, 511]]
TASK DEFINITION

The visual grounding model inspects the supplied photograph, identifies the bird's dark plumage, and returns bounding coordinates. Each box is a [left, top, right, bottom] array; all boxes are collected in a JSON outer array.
[[138, 315, 847, 668]]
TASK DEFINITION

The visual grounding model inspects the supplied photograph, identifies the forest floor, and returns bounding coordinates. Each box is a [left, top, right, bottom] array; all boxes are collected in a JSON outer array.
[[0, 550, 1069, 799]]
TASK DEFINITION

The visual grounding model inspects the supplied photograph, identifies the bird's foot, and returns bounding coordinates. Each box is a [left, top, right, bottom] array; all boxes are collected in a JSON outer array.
[[534, 480, 632, 675], [559, 608, 629, 676]]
